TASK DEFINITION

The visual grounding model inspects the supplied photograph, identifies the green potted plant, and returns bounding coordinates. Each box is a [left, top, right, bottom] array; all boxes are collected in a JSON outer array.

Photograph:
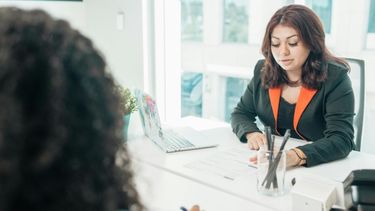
[[117, 85, 137, 141]]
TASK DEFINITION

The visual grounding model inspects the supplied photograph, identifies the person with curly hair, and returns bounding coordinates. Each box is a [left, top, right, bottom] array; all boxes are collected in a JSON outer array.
[[231, 4, 355, 167], [0, 6, 201, 211], [0, 6, 145, 211], [0, 6, 202, 211]]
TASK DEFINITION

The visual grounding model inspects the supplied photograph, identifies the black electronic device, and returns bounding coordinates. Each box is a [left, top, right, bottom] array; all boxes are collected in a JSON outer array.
[[343, 169, 375, 210]]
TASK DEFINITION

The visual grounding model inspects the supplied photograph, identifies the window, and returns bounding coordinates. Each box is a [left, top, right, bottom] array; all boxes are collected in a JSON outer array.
[[306, 0, 332, 34], [368, 0, 375, 33], [161, 0, 375, 153], [181, 72, 203, 117], [181, 0, 203, 41], [224, 77, 249, 122], [367, 0, 375, 49], [223, 0, 249, 43], [29, 0, 83, 1]]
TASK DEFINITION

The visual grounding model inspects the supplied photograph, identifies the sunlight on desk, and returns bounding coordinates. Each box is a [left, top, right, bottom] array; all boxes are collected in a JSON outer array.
[[128, 117, 375, 211]]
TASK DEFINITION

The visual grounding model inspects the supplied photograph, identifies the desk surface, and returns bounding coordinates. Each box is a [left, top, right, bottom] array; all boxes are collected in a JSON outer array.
[[128, 116, 375, 211], [133, 159, 274, 211]]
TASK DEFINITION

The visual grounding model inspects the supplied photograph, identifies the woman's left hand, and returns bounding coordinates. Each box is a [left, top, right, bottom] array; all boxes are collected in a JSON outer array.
[[249, 149, 301, 167]]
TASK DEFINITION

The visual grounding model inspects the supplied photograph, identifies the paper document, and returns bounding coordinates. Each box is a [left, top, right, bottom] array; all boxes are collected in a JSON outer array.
[[185, 144, 256, 181], [184, 136, 308, 181]]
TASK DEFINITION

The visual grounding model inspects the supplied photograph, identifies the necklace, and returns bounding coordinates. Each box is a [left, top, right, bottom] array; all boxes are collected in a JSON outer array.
[[287, 80, 302, 87]]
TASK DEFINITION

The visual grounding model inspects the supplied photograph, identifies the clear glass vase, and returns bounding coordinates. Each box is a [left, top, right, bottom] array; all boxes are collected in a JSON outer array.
[[256, 146, 286, 196]]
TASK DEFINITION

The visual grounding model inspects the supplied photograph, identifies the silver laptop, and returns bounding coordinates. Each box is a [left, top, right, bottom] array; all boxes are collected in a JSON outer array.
[[134, 89, 218, 153]]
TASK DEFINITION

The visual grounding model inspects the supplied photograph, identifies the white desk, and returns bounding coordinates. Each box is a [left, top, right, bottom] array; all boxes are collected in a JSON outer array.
[[133, 159, 274, 211], [127, 116, 375, 211]]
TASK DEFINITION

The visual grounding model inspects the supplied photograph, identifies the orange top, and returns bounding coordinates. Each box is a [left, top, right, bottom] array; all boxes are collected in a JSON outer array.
[[268, 87, 317, 139]]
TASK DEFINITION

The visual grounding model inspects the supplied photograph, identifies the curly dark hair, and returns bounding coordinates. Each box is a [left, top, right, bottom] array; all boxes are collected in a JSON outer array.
[[0, 7, 143, 211], [260, 4, 348, 89]]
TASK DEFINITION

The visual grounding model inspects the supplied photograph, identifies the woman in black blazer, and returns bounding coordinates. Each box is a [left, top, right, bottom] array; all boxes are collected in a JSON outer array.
[[231, 5, 355, 167]]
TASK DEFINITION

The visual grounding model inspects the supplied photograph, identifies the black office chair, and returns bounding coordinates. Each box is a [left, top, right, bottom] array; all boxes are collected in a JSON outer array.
[[345, 58, 365, 151]]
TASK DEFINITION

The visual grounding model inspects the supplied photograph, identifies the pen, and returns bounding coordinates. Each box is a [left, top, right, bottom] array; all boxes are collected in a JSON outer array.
[[223, 175, 235, 180], [180, 206, 188, 211], [265, 126, 272, 150], [270, 135, 278, 189], [265, 126, 272, 167], [279, 129, 291, 151], [248, 163, 257, 169], [181, 205, 205, 211]]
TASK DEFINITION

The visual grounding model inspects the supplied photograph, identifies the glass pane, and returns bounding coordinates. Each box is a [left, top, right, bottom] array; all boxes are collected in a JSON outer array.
[[224, 77, 250, 122], [223, 0, 249, 43], [181, 72, 203, 117], [306, 0, 332, 33], [181, 0, 203, 41], [369, 0, 375, 33], [285, 0, 295, 4]]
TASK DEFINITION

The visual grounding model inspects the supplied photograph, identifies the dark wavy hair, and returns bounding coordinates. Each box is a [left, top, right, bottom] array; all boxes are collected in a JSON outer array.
[[260, 4, 348, 89], [0, 7, 143, 211]]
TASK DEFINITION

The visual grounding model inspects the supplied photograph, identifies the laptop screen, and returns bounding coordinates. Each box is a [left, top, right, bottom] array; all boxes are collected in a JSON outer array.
[[134, 89, 162, 138]]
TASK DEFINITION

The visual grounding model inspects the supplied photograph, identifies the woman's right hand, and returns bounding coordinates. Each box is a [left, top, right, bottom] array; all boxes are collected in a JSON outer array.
[[189, 205, 200, 211], [245, 132, 266, 150]]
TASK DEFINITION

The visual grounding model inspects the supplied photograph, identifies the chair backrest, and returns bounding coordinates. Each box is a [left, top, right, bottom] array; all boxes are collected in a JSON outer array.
[[345, 58, 365, 151]]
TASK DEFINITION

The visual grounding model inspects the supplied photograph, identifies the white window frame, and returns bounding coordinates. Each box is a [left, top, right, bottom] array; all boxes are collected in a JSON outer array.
[[182, 0, 290, 121], [366, 33, 375, 49], [154, 0, 181, 122]]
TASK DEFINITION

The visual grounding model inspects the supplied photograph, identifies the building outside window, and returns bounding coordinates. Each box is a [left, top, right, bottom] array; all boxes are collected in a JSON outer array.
[[369, 0, 375, 33], [224, 77, 249, 122], [181, 0, 203, 41], [366, 0, 375, 49], [223, 0, 249, 43], [306, 0, 332, 33], [181, 72, 203, 117], [181, 0, 203, 117]]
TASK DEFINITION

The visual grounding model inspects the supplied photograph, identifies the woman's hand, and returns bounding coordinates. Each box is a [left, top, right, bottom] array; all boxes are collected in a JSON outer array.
[[249, 148, 305, 167], [189, 205, 200, 211], [246, 132, 267, 150], [181, 205, 200, 211]]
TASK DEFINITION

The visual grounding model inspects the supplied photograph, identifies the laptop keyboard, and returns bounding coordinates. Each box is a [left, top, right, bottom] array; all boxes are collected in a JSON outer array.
[[159, 129, 195, 152]]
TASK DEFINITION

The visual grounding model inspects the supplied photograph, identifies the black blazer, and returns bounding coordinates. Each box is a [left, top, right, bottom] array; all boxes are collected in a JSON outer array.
[[231, 59, 355, 167]]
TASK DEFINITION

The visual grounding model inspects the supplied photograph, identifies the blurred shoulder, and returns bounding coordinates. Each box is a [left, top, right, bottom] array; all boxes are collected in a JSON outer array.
[[254, 59, 265, 75], [325, 60, 351, 88], [327, 60, 349, 79]]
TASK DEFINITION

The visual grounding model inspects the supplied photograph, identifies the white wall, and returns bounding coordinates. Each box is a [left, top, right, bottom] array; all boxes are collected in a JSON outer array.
[[0, 1, 86, 32], [84, 0, 150, 90], [0, 0, 150, 91]]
